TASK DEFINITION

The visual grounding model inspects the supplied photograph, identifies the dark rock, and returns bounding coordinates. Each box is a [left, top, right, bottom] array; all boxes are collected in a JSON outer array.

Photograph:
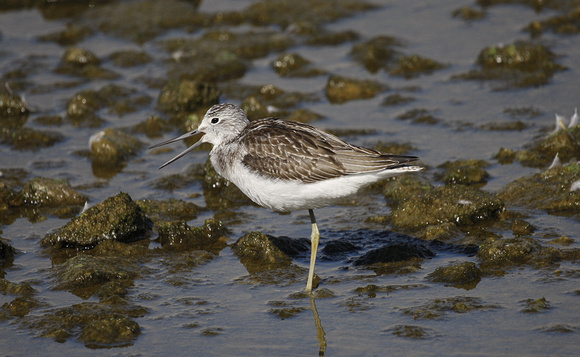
[[353, 241, 435, 266]]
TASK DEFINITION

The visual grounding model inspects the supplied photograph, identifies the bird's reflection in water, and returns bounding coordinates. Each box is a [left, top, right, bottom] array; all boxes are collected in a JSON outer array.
[[310, 297, 327, 356]]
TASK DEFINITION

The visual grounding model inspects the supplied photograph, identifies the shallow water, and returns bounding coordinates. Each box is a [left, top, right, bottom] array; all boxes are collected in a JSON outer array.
[[1, 0, 580, 356]]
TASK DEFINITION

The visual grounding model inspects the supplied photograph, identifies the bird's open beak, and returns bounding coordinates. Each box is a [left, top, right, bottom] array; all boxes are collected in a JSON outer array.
[[149, 130, 204, 169]]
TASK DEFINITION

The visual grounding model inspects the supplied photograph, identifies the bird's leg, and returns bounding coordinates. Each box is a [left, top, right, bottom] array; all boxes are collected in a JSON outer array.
[[306, 209, 320, 293]]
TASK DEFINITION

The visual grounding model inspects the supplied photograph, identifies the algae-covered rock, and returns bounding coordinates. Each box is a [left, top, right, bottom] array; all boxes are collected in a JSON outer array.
[[271, 53, 325, 77], [389, 54, 446, 78], [381, 93, 416, 107], [66, 89, 103, 120], [0, 91, 30, 118], [56, 47, 118, 79], [325, 75, 384, 104], [515, 125, 580, 168], [456, 41, 566, 89], [400, 296, 500, 320], [389, 184, 504, 231], [80, 315, 140, 347], [157, 79, 220, 115], [62, 47, 100, 66], [0, 279, 35, 296], [53, 255, 140, 298], [437, 159, 490, 185], [511, 219, 536, 236], [525, 7, 580, 37], [19, 301, 147, 345], [495, 147, 517, 164], [0, 127, 64, 151], [498, 164, 580, 214], [0, 184, 24, 213], [136, 198, 200, 225], [89, 128, 144, 167], [2, 296, 45, 318], [350, 35, 402, 73], [305, 29, 359, 46], [477, 237, 562, 269], [157, 219, 227, 252], [521, 297, 550, 313], [386, 324, 436, 339], [426, 261, 482, 289], [268, 301, 307, 320], [451, 6, 485, 21], [241, 96, 269, 121], [20, 177, 87, 207], [231, 232, 309, 269], [42, 192, 151, 249], [397, 108, 441, 124], [231, 232, 311, 286]]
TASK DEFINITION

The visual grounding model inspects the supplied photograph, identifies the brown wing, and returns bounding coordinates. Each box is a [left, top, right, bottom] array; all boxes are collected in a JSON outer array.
[[239, 118, 418, 184]]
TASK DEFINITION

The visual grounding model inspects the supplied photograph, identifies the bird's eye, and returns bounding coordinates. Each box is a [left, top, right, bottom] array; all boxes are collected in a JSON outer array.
[[211, 117, 219, 124]]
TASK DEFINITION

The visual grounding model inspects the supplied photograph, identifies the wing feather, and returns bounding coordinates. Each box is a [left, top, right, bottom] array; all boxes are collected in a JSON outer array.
[[239, 118, 418, 183]]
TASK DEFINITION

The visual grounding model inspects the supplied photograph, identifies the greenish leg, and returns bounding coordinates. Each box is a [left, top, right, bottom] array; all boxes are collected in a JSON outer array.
[[306, 209, 320, 293]]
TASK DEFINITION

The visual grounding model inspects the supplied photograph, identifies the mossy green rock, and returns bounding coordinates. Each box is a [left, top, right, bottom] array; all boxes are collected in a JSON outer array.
[[53, 255, 140, 298], [231, 232, 309, 268], [20, 301, 147, 344], [80, 315, 140, 347], [325, 75, 384, 104], [498, 164, 580, 213], [271, 53, 325, 77], [437, 159, 490, 185], [457, 41, 565, 88], [42, 192, 151, 249], [515, 126, 580, 167], [477, 237, 562, 269], [350, 35, 402, 73], [390, 185, 504, 231], [136, 198, 200, 225], [89, 128, 144, 166], [157, 79, 220, 115], [426, 261, 482, 288], [157, 219, 227, 252], [0, 92, 30, 117], [20, 177, 87, 207]]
